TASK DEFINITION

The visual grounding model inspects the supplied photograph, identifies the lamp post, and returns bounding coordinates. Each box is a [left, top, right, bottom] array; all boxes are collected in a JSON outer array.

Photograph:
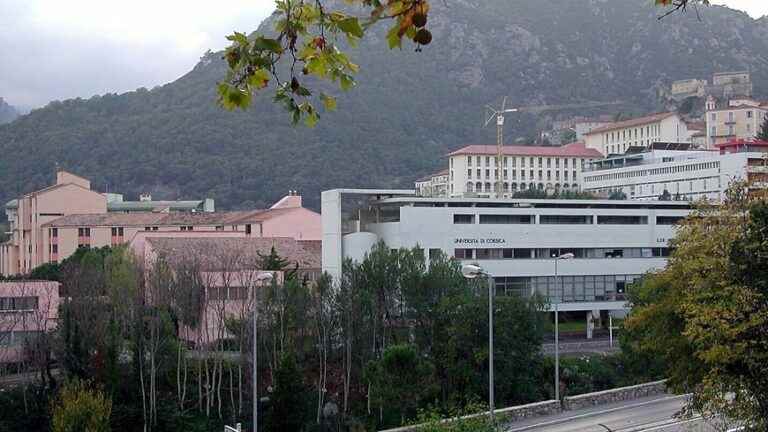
[[253, 272, 274, 432], [553, 252, 574, 402], [461, 264, 495, 426]]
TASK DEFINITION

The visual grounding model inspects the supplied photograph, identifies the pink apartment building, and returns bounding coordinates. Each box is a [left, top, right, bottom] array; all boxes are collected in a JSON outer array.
[[0, 281, 59, 364], [1, 170, 321, 276]]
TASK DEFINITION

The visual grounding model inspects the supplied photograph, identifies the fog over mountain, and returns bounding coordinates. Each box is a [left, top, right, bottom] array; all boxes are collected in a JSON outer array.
[[2, 0, 768, 212]]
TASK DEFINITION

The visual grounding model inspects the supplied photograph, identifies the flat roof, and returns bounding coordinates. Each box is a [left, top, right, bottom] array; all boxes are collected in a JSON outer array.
[[371, 196, 693, 209]]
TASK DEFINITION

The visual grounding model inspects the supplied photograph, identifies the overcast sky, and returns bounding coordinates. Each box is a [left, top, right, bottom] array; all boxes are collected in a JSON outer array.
[[0, 0, 766, 108]]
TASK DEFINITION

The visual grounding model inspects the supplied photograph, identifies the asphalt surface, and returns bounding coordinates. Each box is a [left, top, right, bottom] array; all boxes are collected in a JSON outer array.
[[502, 394, 732, 432]]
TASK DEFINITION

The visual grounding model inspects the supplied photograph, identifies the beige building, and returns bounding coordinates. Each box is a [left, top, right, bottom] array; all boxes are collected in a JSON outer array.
[[705, 96, 768, 147], [415, 169, 449, 197], [671, 78, 707, 97], [583, 112, 692, 156], [1, 171, 107, 275], [1, 171, 321, 276]]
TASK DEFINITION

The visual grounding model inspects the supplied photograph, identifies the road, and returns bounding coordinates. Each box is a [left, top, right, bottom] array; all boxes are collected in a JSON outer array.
[[503, 395, 735, 432]]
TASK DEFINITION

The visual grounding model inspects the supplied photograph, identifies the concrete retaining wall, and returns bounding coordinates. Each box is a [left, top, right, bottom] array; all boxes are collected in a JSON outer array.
[[562, 380, 668, 411], [378, 400, 561, 432], [378, 380, 668, 432]]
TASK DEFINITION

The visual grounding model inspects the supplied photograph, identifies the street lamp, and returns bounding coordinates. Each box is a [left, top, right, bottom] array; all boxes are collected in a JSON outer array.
[[553, 252, 574, 402], [461, 263, 495, 426], [253, 272, 274, 432]]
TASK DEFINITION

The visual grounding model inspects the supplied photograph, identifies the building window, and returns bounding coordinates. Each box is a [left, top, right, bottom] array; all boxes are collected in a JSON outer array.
[[748, 111, 753, 118], [596, 216, 648, 225], [468, 156, 472, 165], [454, 249, 473, 259], [485, 156, 490, 166], [486, 169, 490, 178], [711, 113, 716, 121], [51, 228, 58, 238], [0, 297, 39, 311], [453, 214, 475, 224], [656, 216, 684, 225], [429, 248, 442, 260], [537, 157, 542, 167], [476, 169, 481, 178], [478, 214, 533, 224], [540, 215, 593, 224], [246, 224, 252, 235], [546, 158, 551, 168]]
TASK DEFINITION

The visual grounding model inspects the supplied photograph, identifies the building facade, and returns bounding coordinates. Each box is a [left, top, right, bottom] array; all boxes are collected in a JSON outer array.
[[705, 98, 767, 147], [446, 142, 602, 198], [584, 112, 692, 156], [322, 189, 691, 318], [1, 170, 320, 276], [415, 169, 449, 197], [0, 281, 59, 364], [581, 140, 768, 201]]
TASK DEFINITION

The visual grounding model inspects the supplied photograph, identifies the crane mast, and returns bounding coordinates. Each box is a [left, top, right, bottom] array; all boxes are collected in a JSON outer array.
[[483, 98, 622, 199]]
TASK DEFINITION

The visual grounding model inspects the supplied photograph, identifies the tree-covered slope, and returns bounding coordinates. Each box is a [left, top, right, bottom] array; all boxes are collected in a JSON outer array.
[[1, 0, 767, 211], [0, 98, 18, 125]]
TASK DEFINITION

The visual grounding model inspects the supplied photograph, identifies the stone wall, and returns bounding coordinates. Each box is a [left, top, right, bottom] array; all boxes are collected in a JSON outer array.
[[562, 380, 668, 411], [378, 400, 561, 432], [377, 380, 668, 432]]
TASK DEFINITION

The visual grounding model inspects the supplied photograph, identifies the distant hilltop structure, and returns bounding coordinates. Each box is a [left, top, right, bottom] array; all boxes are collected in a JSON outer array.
[[670, 71, 753, 101]]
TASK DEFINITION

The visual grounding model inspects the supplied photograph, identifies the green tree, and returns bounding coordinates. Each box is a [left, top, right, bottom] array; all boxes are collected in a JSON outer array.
[[51, 380, 112, 432], [268, 353, 310, 432], [757, 115, 768, 141], [432, 293, 546, 407], [608, 190, 627, 200], [365, 344, 435, 425], [623, 183, 768, 427]]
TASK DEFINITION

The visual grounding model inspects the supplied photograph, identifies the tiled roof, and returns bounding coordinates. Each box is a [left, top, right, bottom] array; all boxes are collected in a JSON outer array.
[[42, 208, 301, 228], [447, 141, 602, 158], [583, 113, 677, 135], [146, 237, 321, 271], [416, 169, 449, 182]]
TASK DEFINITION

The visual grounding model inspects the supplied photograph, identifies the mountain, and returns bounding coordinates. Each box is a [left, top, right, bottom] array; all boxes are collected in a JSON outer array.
[[2, 0, 768, 212], [0, 98, 18, 125]]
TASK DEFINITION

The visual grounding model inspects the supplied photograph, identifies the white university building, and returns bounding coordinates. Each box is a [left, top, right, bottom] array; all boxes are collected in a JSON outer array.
[[584, 112, 693, 156], [581, 140, 768, 201], [322, 189, 693, 328]]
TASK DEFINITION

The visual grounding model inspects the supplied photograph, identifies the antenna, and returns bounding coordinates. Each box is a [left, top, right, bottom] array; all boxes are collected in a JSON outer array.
[[482, 98, 623, 199]]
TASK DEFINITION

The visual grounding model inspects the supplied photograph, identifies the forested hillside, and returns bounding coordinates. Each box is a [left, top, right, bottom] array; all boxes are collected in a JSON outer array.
[[0, 98, 17, 125], [2, 0, 768, 211]]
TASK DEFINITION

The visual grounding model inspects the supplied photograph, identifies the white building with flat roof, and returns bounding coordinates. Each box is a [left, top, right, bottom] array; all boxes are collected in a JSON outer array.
[[581, 140, 768, 201], [584, 112, 692, 156], [322, 189, 692, 316]]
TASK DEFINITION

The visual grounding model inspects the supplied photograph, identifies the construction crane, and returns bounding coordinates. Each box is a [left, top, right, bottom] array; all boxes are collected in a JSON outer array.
[[484, 98, 623, 198]]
